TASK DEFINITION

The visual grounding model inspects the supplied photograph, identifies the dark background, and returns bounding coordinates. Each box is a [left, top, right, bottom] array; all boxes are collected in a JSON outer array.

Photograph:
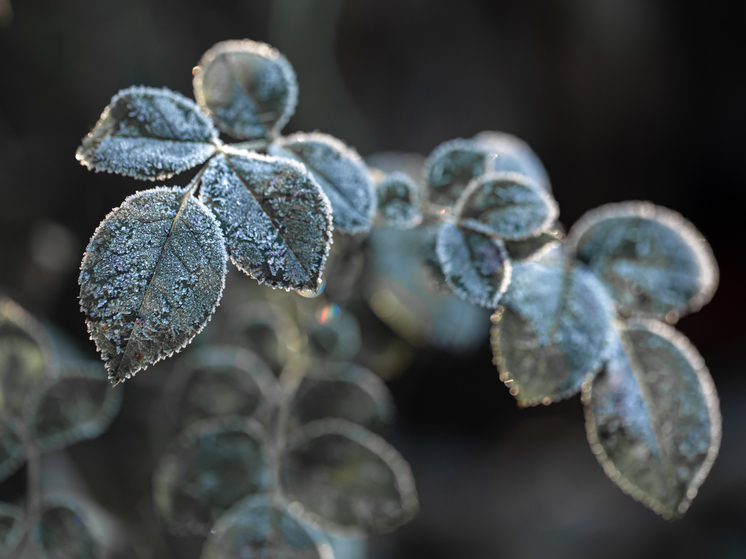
[[1, 1, 745, 558]]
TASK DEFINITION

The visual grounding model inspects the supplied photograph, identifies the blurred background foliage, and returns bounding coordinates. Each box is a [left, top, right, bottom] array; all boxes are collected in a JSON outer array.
[[0, 1, 744, 558]]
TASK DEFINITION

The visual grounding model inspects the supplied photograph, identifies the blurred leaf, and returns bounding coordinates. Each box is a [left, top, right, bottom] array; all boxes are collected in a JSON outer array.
[[584, 319, 721, 519], [79, 187, 228, 385], [289, 362, 396, 435], [566, 202, 718, 321], [30, 498, 96, 559], [306, 308, 361, 362], [376, 172, 422, 229], [491, 260, 615, 406], [436, 222, 511, 308], [26, 362, 123, 452], [456, 172, 558, 241], [76, 86, 218, 181], [503, 229, 563, 261], [422, 138, 488, 206], [200, 495, 333, 559], [200, 150, 332, 291], [473, 131, 552, 193], [153, 417, 271, 536], [194, 40, 298, 140], [269, 132, 377, 234], [279, 418, 418, 536], [0, 414, 23, 483], [0, 502, 24, 556]]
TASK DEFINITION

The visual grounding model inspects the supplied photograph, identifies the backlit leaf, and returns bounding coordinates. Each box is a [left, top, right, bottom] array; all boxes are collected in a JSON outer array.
[[456, 172, 558, 240], [436, 222, 511, 308], [279, 418, 418, 536], [491, 260, 615, 406], [269, 132, 377, 234], [153, 417, 271, 536], [583, 319, 721, 519], [376, 172, 422, 229], [194, 40, 298, 141], [423, 138, 488, 206], [200, 150, 332, 291], [200, 495, 333, 559], [26, 362, 123, 452], [503, 229, 563, 262], [0, 502, 24, 556], [79, 186, 228, 385], [566, 202, 718, 321], [30, 498, 96, 559], [473, 131, 552, 193], [76, 86, 219, 180]]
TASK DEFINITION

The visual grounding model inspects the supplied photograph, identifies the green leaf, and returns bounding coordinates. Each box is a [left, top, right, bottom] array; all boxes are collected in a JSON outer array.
[[279, 418, 418, 536], [200, 495, 333, 559], [456, 172, 558, 240], [269, 132, 377, 234], [491, 260, 615, 406], [376, 171, 422, 229], [26, 361, 123, 452], [435, 222, 512, 309], [30, 498, 96, 559], [0, 502, 24, 556], [289, 362, 396, 435], [200, 150, 332, 291], [566, 202, 718, 321], [0, 414, 23, 483], [422, 138, 488, 206], [79, 186, 228, 385], [583, 319, 721, 519], [473, 131, 552, 193], [153, 417, 271, 536], [502, 229, 563, 262], [76, 86, 219, 181], [194, 40, 298, 140]]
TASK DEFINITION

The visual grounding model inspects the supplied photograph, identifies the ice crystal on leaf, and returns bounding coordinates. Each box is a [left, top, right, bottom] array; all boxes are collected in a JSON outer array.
[[376, 171, 422, 229], [423, 138, 489, 206]]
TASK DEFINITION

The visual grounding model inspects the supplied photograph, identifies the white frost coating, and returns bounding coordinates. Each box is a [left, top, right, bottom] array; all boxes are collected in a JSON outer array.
[[473, 131, 552, 194], [422, 138, 489, 206], [376, 171, 422, 229], [269, 132, 377, 234]]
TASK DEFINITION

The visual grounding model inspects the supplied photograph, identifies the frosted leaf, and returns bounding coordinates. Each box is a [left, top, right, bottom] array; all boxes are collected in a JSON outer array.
[[473, 131, 552, 193], [422, 139, 489, 206], [269, 132, 377, 234], [153, 417, 270, 536], [76, 86, 219, 181], [26, 362, 123, 452], [30, 499, 96, 559], [420, 228, 449, 289], [376, 172, 422, 229], [166, 345, 277, 429], [0, 414, 23, 483], [306, 308, 361, 362], [491, 260, 615, 406], [503, 228, 563, 261], [583, 319, 721, 519], [435, 223, 511, 309], [194, 40, 298, 140], [566, 202, 718, 321], [456, 172, 559, 241], [0, 298, 51, 417], [200, 150, 332, 291], [200, 495, 333, 559], [79, 186, 228, 385], [279, 418, 418, 536], [289, 362, 396, 435], [0, 502, 24, 556]]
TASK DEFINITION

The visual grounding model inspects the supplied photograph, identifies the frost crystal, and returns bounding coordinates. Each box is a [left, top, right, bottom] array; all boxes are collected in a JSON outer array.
[[423, 138, 488, 206], [377, 171, 422, 229]]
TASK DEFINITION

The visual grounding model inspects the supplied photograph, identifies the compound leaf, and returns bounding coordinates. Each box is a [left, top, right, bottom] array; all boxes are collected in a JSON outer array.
[[491, 260, 615, 406], [76, 86, 219, 181], [566, 202, 718, 321], [79, 186, 228, 385], [26, 362, 123, 452], [201, 495, 333, 559], [194, 40, 298, 140], [456, 172, 558, 240], [376, 171, 422, 229], [269, 132, 376, 234], [584, 319, 721, 519], [0, 414, 23, 484], [200, 150, 332, 291], [30, 498, 96, 559], [423, 138, 488, 206], [435, 222, 511, 309], [153, 417, 271, 536], [473, 131, 552, 193], [279, 418, 418, 536], [503, 229, 563, 262], [0, 502, 25, 556]]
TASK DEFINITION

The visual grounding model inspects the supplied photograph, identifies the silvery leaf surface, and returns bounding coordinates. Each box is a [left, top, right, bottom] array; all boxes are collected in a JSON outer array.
[[200, 150, 332, 291], [30, 498, 96, 559], [200, 495, 333, 559], [76, 86, 219, 180], [422, 138, 489, 206], [503, 228, 563, 262], [566, 202, 718, 321], [376, 171, 422, 229], [456, 172, 559, 241], [279, 418, 418, 536], [194, 40, 298, 140], [583, 319, 720, 519], [269, 132, 376, 234], [0, 502, 25, 556], [153, 417, 271, 536], [491, 260, 615, 406], [79, 186, 228, 385], [0, 414, 23, 483], [473, 131, 552, 193], [436, 222, 511, 309], [26, 361, 123, 452]]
